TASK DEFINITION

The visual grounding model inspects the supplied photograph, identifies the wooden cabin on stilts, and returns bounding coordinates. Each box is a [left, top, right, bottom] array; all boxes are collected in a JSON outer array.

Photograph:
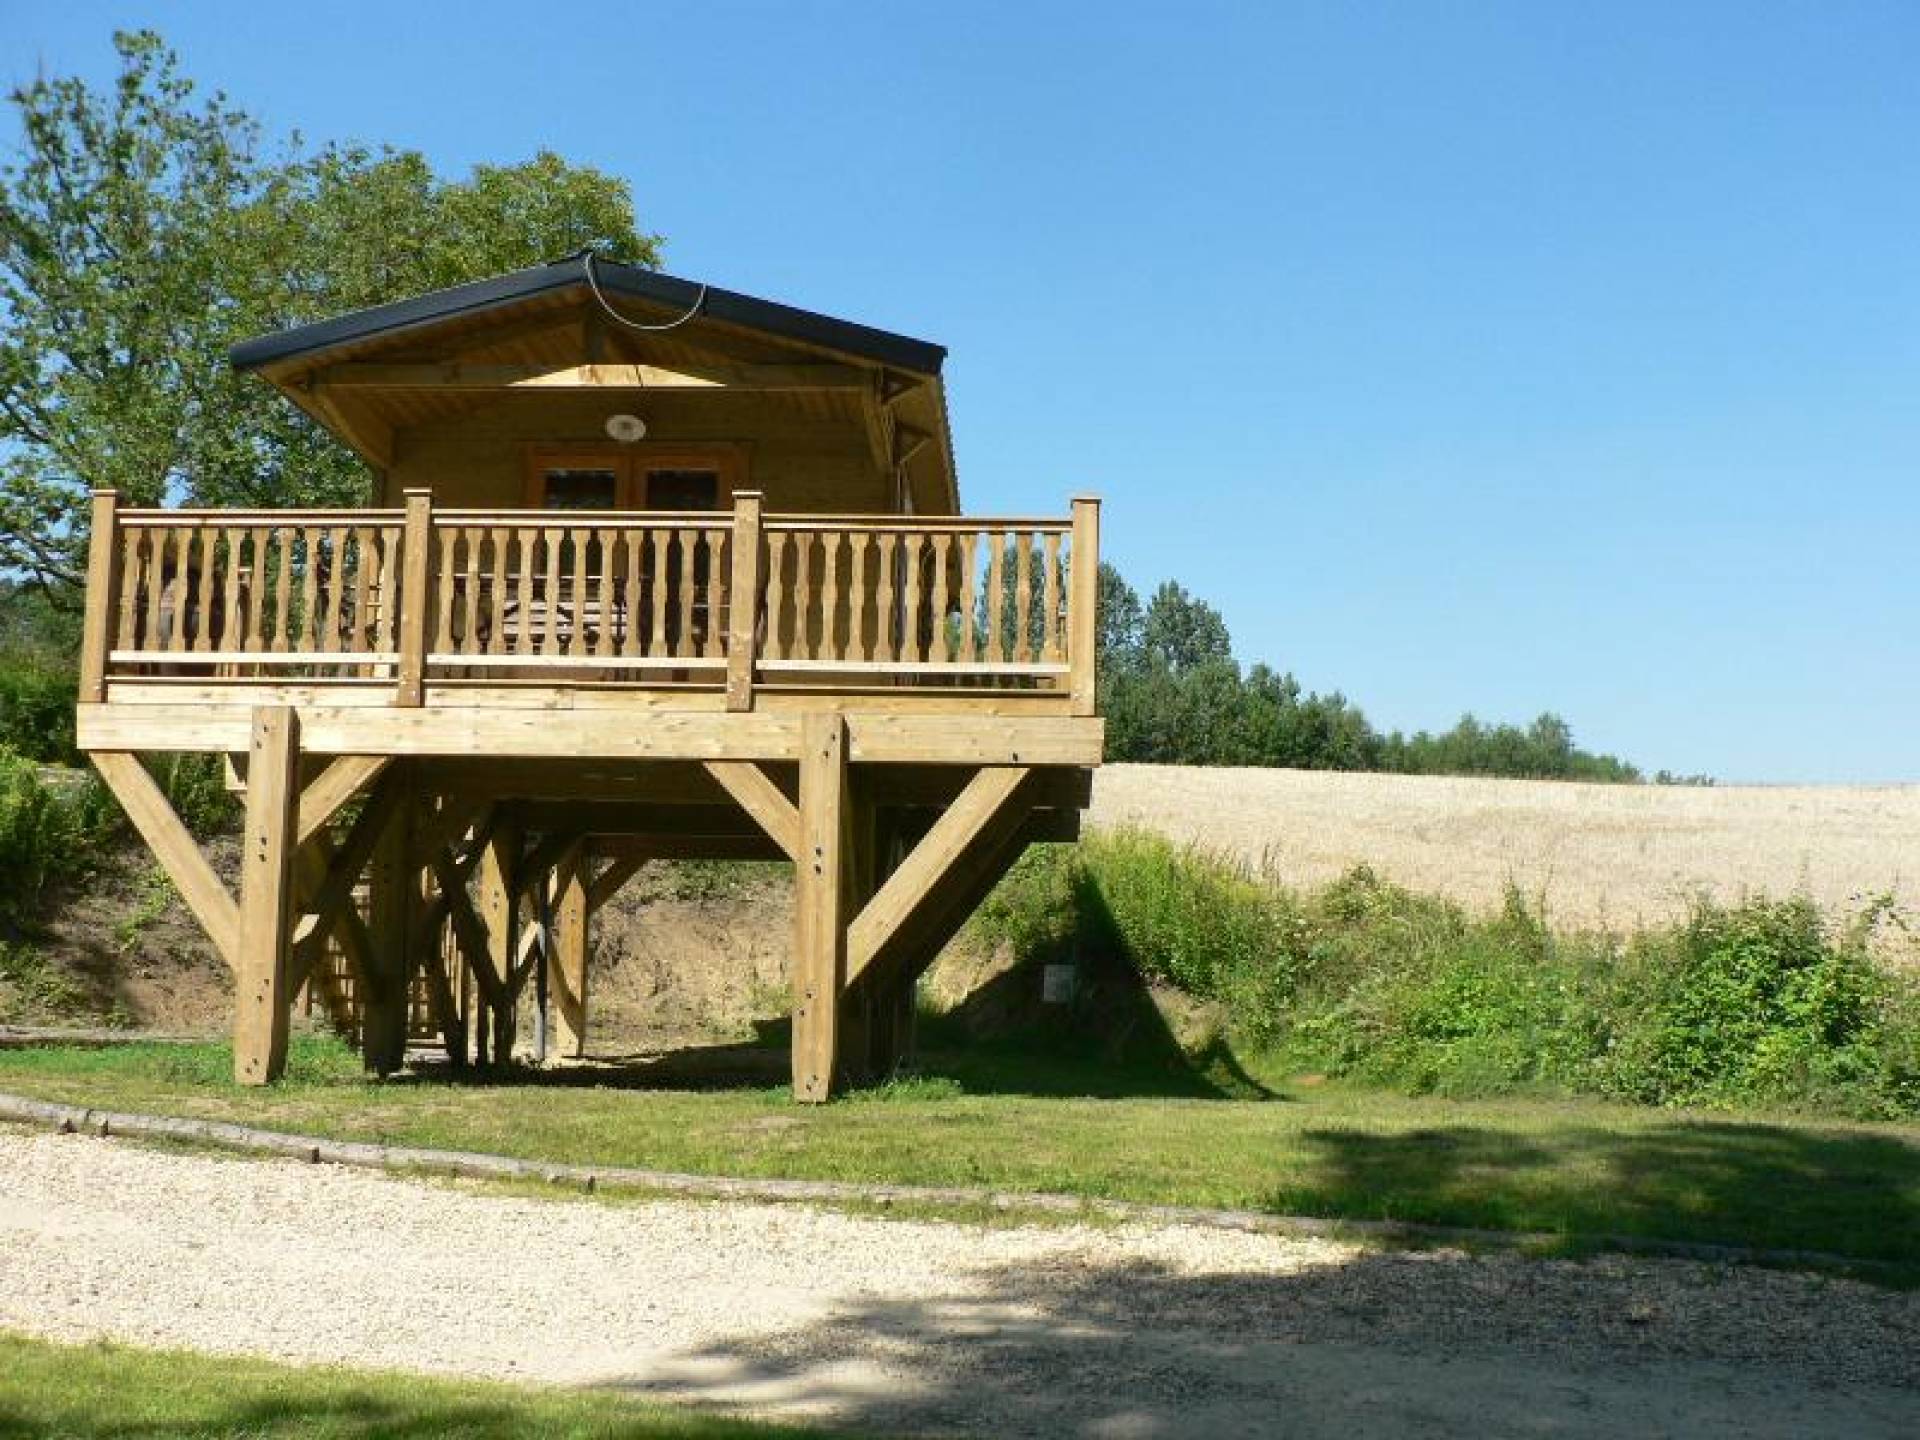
[[75, 255, 1103, 1099]]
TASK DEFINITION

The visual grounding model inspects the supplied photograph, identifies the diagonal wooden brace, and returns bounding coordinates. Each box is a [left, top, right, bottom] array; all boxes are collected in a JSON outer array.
[[845, 766, 1031, 988], [91, 752, 239, 969], [702, 760, 800, 860]]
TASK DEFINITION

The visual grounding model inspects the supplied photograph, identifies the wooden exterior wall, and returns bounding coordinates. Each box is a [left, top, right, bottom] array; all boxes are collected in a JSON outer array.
[[379, 390, 891, 515]]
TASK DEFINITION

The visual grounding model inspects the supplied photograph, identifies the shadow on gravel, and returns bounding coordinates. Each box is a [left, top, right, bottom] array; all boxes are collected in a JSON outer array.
[[607, 1243, 1920, 1440]]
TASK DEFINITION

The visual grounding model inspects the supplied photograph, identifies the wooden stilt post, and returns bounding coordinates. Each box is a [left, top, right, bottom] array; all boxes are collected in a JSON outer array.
[[861, 815, 916, 1081], [550, 840, 590, 1058], [235, 707, 300, 1085], [361, 763, 414, 1075], [419, 827, 465, 1070], [793, 712, 849, 1102], [837, 788, 880, 1087], [479, 820, 520, 1069]]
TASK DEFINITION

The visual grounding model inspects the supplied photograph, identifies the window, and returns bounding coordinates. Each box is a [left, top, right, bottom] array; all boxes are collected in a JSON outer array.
[[524, 446, 742, 511]]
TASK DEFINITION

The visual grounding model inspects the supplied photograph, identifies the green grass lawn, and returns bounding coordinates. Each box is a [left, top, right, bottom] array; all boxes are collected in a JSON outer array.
[[2, 1036, 1916, 1274], [0, 1332, 852, 1438]]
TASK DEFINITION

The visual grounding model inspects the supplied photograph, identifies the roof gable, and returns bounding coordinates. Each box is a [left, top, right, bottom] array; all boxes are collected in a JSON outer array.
[[229, 256, 947, 377]]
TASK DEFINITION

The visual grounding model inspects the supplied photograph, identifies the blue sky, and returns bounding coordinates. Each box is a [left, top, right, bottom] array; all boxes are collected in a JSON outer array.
[[5, 2, 1915, 782]]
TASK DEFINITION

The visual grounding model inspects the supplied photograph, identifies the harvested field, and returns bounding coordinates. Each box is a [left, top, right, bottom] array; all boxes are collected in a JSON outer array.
[[1089, 765, 1920, 931]]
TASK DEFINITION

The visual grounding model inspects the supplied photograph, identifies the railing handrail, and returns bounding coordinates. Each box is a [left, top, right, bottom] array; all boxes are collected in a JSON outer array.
[[81, 488, 1102, 714], [118, 508, 408, 526], [113, 504, 1073, 527], [430, 508, 732, 528], [764, 514, 1071, 533]]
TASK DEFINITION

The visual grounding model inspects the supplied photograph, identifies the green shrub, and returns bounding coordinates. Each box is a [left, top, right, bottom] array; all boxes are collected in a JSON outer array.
[[0, 940, 89, 1016], [969, 832, 1920, 1120], [972, 830, 1309, 1041], [0, 655, 79, 764], [1596, 895, 1910, 1115], [0, 748, 118, 924], [144, 752, 239, 837]]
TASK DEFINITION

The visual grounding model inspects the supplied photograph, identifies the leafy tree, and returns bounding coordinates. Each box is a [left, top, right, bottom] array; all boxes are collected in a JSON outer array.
[[1098, 557, 1648, 780], [1141, 580, 1231, 675], [0, 31, 659, 600], [1094, 561, 1144, 673]]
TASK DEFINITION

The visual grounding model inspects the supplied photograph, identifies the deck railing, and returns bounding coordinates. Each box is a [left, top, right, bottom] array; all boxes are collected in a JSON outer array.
[[78, 489, 1100, 713]]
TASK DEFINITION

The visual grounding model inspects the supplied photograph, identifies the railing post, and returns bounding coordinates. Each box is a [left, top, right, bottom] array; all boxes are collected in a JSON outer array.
[[1068, 494, 1101, 715], [77, 489, 122, 703], [726, 490, 763, 711], [396, 489, 433, 706]]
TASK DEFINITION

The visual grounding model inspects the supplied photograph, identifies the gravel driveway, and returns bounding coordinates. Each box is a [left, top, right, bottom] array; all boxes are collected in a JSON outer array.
[[3, 1131, 1916, 1438]]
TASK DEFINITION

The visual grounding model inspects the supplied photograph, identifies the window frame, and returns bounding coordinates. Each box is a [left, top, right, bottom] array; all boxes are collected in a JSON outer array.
[[522, 443, 746, 511]]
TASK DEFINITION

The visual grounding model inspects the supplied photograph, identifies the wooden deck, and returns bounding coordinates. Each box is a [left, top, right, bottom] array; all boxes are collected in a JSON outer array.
[[75, 490, 1104, 1099], [79, 489, 1102, 724]]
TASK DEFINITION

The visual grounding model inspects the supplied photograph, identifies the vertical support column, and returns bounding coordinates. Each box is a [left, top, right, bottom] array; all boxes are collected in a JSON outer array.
[[862, 815, 917, 1081], [235, 707, 300, 1085], [78, 489, 121, 703], [726, 490, 763, 711], [1068, 494, 1101, 716], [362, 763, 414, 1075], [793, 711, 849, 1102], [479, 820, 521, 1069], [837, 786, 879, 1087], [550, 840, 590, 1058], [396, 488, 433, 706]]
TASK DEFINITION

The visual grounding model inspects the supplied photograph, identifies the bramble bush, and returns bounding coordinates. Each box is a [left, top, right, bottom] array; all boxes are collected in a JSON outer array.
[[0, 655, 81, 764], [0, 747, 118, 923], [969, 829, 1920, 1119], [0, 744, 234, 930]]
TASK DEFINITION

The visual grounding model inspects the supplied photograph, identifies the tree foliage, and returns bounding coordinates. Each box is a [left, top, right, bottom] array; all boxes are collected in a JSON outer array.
[[0, 31, 659, 599], [1096, 562, 1645, 781]]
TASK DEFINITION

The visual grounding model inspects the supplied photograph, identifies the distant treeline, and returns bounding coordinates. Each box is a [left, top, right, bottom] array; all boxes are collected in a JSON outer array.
[[0, 573, 1692, 786], [1096, 566, 1689, 783]]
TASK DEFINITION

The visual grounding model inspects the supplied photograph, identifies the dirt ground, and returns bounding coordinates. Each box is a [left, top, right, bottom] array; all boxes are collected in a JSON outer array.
[[3, 1132, 1916, 1439], [1090, 764, 1920, 931]]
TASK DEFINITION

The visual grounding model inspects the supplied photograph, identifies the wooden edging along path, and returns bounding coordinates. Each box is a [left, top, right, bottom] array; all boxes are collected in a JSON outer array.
[[0, 1090, 1897, 1282]]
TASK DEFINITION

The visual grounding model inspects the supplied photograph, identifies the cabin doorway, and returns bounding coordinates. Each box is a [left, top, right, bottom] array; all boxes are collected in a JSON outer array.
[[524, 445, 740, 512], [523, 446, 735, 658]]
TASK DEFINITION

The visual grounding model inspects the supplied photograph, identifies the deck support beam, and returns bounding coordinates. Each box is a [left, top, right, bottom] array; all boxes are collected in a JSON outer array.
[[834, 788, 881, 1087], [90, 752, 239, 969], [858, 820, 918, 1081], [296, 756, 391, 847], [550, 841, 591, 1058], [792, 713, 850, 1102], [701, 760, 799, 859], [478, 822, 521, 1068], [846, 766, 1031, 988], [361, 765, 415, 1075], [235, 707, 300, 1085]]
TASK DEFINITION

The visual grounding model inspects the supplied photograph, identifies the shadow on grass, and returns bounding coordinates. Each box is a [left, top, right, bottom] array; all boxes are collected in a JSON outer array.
[[394, 935, 1276, 1101], [1282, 1120, 1920, 1268], [601, 1243, 1920, 1440], [0, 1396, 573, 1440], [0, 1339, 829, 1439], [914, 929, 1279, 1100]]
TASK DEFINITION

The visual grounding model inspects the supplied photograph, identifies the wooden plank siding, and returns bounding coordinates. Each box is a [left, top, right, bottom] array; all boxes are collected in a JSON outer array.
[[379, 390, 894, 516]]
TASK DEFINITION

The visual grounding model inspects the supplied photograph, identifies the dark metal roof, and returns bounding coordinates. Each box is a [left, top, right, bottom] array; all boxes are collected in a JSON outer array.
[[228, 256, 948, 376]]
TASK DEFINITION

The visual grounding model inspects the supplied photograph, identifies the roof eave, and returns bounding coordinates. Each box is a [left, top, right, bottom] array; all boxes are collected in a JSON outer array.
[[229, 260, 948, 378]]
